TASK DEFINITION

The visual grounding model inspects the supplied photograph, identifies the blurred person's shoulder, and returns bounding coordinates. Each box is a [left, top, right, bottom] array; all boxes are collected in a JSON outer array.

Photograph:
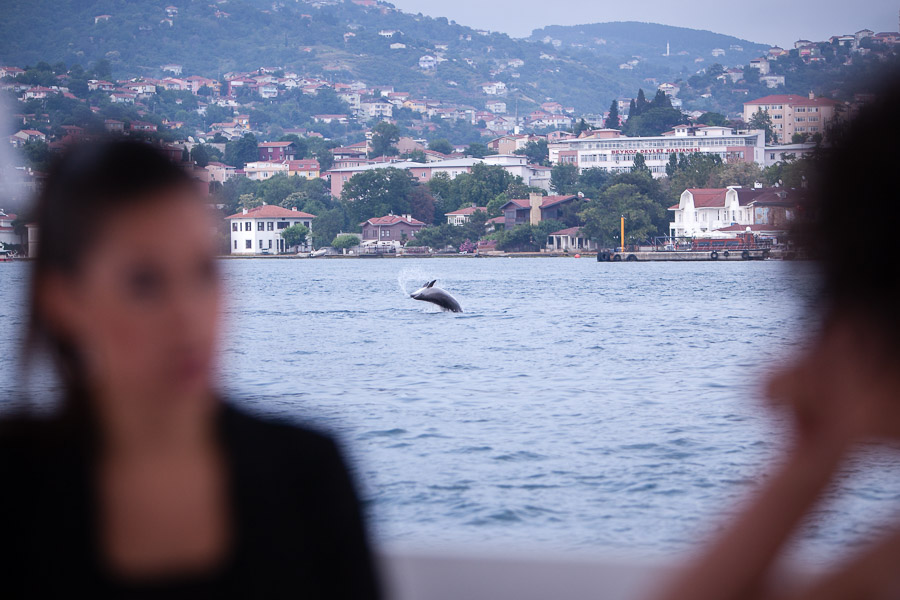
[[219, 401, 351, 474]]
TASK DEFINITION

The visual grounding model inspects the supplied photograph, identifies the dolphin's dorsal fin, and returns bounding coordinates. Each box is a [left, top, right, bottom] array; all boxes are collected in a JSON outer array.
[[426, 280, 436, 288]]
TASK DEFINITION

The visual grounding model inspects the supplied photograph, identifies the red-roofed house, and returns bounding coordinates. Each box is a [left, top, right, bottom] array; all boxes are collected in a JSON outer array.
[[257, 141, 297, 162], [286, 159, 320, 179], [130, 121, 158, 132], [445, 205, 487, 225], [10, 129, 46, 146], [499, 194, 579, 229], [743, 93, 841, 143], [668, 186, 803, 238], [360, 214, 424, 244], [226, 204, 316, 254]]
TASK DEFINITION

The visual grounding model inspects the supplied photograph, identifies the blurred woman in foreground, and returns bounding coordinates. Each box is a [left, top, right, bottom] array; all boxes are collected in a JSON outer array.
[[0, 140, 380, 598], [653, 78, 900, 600]]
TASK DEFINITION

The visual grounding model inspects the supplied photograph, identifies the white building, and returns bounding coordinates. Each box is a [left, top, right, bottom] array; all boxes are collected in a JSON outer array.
[[243, 161, 289, 181], [445, 206, 487, 225], [418, 55, 437, 70], [227, 205, 316, 254], [548, 126, 765, 178], [546, 227, 596, 252], [480, 81, 507, 96], [762, 143, 816, 167], [669, 187, 753, 237], [0, 209, 23, 250], [759, 74, 785, 88]]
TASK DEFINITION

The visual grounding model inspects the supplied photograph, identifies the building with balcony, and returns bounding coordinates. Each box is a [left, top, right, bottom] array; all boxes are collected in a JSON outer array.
[[548, 126, 764, 177]]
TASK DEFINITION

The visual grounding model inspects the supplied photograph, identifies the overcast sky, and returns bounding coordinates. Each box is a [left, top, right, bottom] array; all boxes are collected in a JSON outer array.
[[389, 0, 898, 47]]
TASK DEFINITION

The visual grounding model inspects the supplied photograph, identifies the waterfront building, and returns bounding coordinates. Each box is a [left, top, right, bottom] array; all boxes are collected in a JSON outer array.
[[548, 126, 765, 178], [226, 205, 315, 254], [743, 93, 840, 143], [445, 206, 486, 225], [0, 209, 23, 249], [669, 186, 804, 238], [546, 227, 596, 252], [360, 214, 424, 244]]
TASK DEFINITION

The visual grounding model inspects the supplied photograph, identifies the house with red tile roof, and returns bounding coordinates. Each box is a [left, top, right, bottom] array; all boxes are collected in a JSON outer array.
[[669, 186, 805, 238], [226, 204, 316, 254], [257, 140, 298, 162], [10, 129, 46, 146], [360, 214, 424, 244]]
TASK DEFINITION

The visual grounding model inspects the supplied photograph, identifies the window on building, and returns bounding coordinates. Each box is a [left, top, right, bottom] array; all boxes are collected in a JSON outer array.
[[244, 222, 251, 231], [268, 240, 272, 249], [233, 240, 237, 249], [258, 221, 265, 231], [245, 240, 252, 249], [267, 221, 274, 231], [277, 222, 288, 230], [381, 229, 390, 237], [232, 222, 238, 231], [259, 240, 264, 249]]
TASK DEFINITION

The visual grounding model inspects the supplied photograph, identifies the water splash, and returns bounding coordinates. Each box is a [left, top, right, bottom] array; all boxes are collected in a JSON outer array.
[[397, 266, 436, 297]]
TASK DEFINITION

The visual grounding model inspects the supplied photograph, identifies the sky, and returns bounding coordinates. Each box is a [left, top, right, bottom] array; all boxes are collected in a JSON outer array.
[[388, 0, 899, 48]]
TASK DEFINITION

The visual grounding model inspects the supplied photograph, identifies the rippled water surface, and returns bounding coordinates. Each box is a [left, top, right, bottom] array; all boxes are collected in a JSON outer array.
[[3, 257, 899, 563]]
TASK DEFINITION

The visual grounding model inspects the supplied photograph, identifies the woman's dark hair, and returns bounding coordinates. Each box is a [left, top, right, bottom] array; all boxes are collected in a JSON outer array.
[[798, 72, 900, 343], [25, 138, 195, 415]]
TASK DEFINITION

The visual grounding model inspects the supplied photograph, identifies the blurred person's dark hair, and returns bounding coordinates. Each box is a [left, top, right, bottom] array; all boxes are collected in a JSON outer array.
[[24, 138, 194, 418], [795, 69, 900, 348]]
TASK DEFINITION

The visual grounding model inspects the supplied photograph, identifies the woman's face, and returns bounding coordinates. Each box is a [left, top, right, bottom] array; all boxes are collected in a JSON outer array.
[[46, 188, 221, 408]]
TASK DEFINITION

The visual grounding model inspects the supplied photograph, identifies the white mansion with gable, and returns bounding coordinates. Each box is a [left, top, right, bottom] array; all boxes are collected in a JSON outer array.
[[226, 204, 315, 254]]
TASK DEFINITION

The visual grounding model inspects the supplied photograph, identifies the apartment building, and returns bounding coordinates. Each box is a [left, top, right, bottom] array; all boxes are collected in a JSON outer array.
[[743, 93, 840, 142]]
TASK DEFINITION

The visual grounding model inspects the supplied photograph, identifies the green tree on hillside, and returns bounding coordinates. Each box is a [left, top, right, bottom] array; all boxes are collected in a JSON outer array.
[[604, 100, 620, 129], [550, 163, 579, 194], [369, 121, 400, 158], [698, 111, 728, 127], [341, 167, 416, 225], [631, 152, 650, 175], [515, 139, 549, 165], [225, 134, 259, 169], [747, 108, 776, 143], [428, 138, 455, 155]]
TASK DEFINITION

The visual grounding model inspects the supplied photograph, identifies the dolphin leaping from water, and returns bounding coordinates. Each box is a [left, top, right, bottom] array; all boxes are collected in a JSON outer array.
[[410, 280, 462, 312]]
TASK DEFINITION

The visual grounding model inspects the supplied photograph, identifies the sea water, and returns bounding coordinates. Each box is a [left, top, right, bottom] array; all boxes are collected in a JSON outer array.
[[3, 258, 899, 565]]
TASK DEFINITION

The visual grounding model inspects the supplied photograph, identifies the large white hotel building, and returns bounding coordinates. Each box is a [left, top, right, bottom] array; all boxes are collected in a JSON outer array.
[[548, 125, 766, 178]]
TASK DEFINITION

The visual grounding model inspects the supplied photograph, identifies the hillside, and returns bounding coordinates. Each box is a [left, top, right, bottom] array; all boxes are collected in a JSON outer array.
[[0, 1, 766, 114], [530, 22, 770, 81]]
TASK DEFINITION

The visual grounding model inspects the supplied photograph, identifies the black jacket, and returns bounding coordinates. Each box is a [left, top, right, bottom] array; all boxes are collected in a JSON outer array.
[[0, 402, 381, 599]]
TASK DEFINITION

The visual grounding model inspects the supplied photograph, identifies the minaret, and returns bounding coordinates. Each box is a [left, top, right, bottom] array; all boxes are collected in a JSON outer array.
[[666, 42, 670, 57]]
